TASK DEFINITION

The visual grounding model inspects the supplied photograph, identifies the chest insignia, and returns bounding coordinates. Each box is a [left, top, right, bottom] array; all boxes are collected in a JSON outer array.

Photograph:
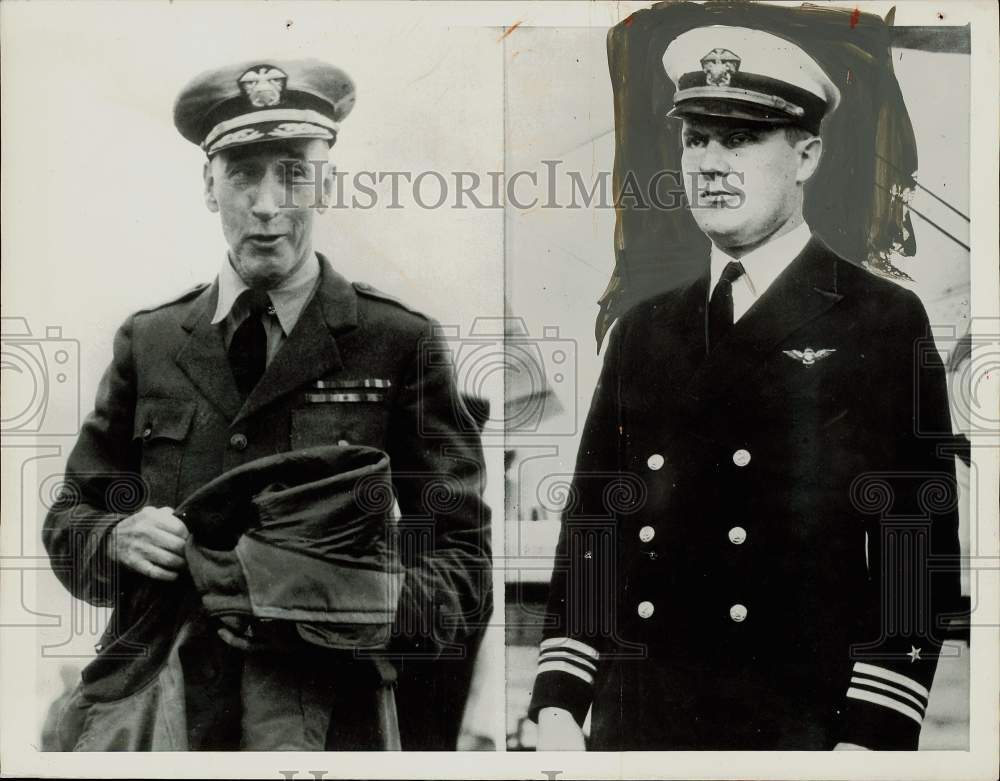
[[304, 378, 392, 403], [782, 347, 836, 366]]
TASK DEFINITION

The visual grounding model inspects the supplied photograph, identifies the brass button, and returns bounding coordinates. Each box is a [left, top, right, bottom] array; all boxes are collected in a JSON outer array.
[[729, 603, 748, 622], [647, 454, 665, 471], [637, 601, 655, 619], [728, 526, 747, 545], [639, 525, 655, 543], [142, 426, 153, 440], [732, 449, 751, 467], [337, 439, 350, 446], [229, 433, 248, 451]]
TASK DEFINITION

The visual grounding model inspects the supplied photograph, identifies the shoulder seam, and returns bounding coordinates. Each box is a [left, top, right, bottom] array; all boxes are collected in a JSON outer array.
[[352, 281, 429, 320], [134, 283, 209, 316]]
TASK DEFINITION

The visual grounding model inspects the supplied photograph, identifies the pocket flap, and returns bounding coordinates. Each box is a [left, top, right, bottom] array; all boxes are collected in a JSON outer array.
[[133, 398, 196, 442]]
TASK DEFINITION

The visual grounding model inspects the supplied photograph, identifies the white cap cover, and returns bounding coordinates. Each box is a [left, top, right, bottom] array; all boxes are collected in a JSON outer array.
[[662, 25, 840, 132]]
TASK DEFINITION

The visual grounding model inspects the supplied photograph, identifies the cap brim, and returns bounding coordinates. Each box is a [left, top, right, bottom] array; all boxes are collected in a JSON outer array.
[[205, 119, 336, 156], [666, 99, 795, 126]]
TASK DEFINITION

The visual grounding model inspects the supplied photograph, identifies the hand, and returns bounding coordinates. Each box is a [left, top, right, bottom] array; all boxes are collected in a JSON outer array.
[[833, 742, 871, 750], [110, 506, 189, 581], [536, 707, 586, 751], [216, 615, 257, 652]]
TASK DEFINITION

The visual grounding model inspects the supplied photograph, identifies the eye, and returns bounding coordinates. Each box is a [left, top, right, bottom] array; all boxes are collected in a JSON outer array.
[[227, 164, 255, 182], [283, 161, 314, 183], [683, 134, 707, 149], [725, 132, 756, 148]]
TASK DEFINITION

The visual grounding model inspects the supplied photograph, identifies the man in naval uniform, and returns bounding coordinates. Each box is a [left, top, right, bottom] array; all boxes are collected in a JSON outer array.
[[530, 26, 960, 750], [43, 58, 491, 750]]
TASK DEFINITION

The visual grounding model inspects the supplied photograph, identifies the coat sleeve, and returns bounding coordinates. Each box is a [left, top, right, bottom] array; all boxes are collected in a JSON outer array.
[[385, 318, 493, 659], [527, 316, 628, 726], [42, 315, 140, 607], [838, 289, 962, 749]]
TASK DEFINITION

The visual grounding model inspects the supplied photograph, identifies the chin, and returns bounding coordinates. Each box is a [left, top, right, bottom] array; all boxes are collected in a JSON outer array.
[[236, 255, 291, 287], [695, 219, 748, 248]]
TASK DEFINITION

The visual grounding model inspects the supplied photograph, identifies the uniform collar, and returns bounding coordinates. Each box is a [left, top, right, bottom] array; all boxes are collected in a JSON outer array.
[[211, 251, 321, 335], [709, 220, 813, 297], [179, 252, 357, 423]]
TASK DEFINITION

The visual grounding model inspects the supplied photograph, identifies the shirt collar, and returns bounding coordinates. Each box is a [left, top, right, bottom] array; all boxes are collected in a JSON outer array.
[[709, 221, 813, 298], [211, 251, 321, 335]]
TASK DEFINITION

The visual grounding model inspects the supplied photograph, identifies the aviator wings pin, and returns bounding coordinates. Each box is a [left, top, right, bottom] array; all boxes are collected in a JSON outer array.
[[782, 347, 836, 366]]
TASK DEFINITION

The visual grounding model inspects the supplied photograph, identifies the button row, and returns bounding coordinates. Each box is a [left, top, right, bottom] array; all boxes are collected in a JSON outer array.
[[229, 435, 352, 451], [636, 526, 746, 544], [647, 449, 751, 471], [637, 601, 748, 622]]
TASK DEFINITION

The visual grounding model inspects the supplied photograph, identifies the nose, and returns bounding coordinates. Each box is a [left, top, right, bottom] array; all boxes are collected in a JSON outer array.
[[699, 139, 730, 176], [250, 168, 283, 221]]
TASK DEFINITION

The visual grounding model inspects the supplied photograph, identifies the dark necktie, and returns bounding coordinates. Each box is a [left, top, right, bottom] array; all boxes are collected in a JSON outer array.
[[228, 289, 271, 397], [708, 260, 745, 351]]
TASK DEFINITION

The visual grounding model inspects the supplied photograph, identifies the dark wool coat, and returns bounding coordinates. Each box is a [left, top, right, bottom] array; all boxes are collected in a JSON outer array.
[[44, 256, 492, 750], [530, 239, 960, 750]]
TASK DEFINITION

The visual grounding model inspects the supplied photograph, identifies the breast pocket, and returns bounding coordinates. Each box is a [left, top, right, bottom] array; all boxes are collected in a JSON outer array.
[[290, 402, 389, 452], [133, 397, 196, 507]]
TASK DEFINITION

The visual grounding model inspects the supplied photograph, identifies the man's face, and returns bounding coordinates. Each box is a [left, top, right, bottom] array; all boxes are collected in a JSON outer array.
[[204, 137, 332, 289], [681, 117, 817, 252]]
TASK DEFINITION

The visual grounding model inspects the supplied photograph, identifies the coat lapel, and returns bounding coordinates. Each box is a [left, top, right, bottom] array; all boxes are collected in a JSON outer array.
[[234, 255, 358, 425], [610, 271, 708, 439], [176, 282, 245, 420], [642, 272, 710, 402], [684, 238, 845, 405]]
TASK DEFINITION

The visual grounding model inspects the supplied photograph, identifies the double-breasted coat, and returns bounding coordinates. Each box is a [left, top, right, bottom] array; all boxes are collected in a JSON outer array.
[[529, 238, 960, 749], [43, 254, 492, 750]]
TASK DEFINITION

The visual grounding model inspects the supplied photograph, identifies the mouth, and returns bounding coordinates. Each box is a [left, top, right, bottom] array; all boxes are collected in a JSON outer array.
[[247, 234, 285, 248], [698, 190, 739, 207]]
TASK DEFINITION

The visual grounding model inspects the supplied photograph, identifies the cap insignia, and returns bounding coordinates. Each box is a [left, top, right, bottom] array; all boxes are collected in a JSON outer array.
[[701, 48, 740, 87], [239, 66, 288, 108]]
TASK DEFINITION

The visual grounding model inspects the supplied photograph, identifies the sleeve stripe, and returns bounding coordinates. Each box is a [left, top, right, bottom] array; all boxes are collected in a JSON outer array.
[[849, 677, 927, 713], [538, 646, 598, 669], [537, 660, 595, 685], [852, 662, 930, 699], [846, 687, 924, 725], [540, 636, 600, 660], [537, 651, 597, 673]]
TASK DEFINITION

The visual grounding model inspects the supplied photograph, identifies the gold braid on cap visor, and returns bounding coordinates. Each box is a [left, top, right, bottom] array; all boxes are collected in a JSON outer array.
[[202, 108, 340, 155]]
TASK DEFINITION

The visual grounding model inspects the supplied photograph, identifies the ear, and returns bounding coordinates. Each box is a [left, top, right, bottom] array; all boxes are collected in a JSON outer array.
[[203, 160, 219, 213], [795, 136, 823, 185]]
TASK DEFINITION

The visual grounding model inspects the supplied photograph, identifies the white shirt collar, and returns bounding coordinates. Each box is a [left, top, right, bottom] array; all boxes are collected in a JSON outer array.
[[709, 221, 813, 299], [211, 251, 321, 335]]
